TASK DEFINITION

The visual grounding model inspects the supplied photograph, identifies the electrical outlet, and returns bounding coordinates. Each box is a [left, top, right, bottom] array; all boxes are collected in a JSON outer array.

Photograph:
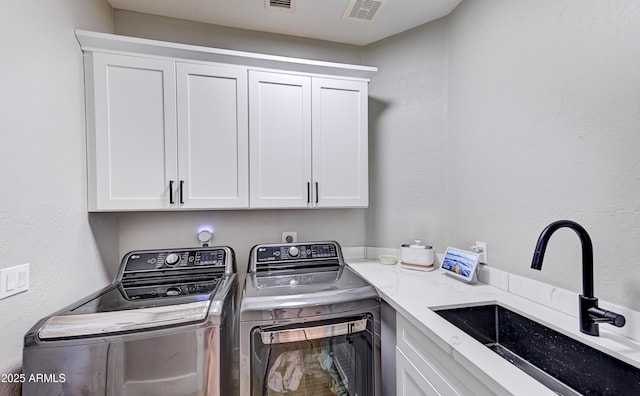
[[475, 241, 488, 264], [282, 231, 298, 243], [0, 263, 30, 300]]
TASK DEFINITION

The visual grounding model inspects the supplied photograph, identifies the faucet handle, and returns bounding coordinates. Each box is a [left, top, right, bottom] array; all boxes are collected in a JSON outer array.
[[580, 295, 626, 336], [587, 307, 626, 327]]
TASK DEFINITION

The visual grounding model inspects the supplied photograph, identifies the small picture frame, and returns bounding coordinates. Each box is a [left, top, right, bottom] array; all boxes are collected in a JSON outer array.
[[441, 247, 480, 284]]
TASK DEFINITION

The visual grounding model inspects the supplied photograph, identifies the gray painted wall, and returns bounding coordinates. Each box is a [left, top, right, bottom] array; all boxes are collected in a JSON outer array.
[[362, 0, 640, 311], [446, 0, 640, 309], [362, 19, 450, 253], [0, 1, 115, 394], [117, 210, 366, 273], [114, 9, 363, 65]]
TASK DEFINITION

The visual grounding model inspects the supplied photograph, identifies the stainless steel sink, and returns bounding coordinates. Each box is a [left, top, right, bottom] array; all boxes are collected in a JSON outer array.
[[434, 304, 640, 395]]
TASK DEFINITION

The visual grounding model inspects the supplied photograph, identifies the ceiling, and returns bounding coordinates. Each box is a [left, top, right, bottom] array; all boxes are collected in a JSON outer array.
[[106, 0, 462, 46]]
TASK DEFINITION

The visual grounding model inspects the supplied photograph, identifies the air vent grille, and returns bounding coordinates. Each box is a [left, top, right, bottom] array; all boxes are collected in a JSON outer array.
[[266, 0, 294, 11], [344, 0, 385, 22]]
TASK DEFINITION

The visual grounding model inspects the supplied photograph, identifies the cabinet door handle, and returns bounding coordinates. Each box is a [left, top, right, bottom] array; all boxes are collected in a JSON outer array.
[[169, 180, 175, 204], [315, 182, 319, 204], [307, 182, 311, 204], [179, 181, 184, 205]]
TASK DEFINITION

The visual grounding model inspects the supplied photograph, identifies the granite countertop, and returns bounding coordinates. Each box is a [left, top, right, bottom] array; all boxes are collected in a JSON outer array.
[[345, 256, 640, 395]]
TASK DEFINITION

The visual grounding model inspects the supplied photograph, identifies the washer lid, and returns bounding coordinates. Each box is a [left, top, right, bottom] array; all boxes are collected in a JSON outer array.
[[38, 300, 210, 339]]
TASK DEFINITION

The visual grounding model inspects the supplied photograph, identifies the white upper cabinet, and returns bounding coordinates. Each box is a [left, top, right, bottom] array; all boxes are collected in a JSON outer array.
[[312, 78, 368, 207], [176, 63, 248, 209], [87, 53, 178, 211], [249, 72, 312, 208], [78, 30, 375, 211], [249, 72, 369, 208], [86, 53, 248, 211]]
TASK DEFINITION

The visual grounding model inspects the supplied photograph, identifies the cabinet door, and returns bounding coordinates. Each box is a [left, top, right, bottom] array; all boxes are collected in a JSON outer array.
[[88, 53, 177, 211], [249, 71, 311, 208], [176, 63, 248, 209], [397, 348, 442, 396], [312, 78, 368, 207]]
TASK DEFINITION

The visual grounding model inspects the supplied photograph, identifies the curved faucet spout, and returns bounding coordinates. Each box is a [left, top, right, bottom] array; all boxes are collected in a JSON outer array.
[[530, 220, 625, 336], [530, 220, 594, 297]]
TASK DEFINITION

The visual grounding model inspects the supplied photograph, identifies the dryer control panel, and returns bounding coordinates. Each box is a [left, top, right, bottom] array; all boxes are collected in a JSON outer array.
[[250, 241, 343, 273], [256, 243, 337, 262]]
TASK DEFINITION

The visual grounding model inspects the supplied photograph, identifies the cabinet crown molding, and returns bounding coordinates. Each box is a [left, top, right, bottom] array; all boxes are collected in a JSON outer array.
[[75, 30, 377, 80]]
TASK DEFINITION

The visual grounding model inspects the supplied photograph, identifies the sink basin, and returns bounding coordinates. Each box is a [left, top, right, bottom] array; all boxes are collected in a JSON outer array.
[[435, 304, 640, 395]]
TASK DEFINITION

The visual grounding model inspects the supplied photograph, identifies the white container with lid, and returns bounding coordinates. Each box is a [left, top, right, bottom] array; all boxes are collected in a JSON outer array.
[[400, 240, 435, 271]]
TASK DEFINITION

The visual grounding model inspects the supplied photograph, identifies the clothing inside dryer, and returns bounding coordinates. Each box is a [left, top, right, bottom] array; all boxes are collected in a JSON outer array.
[[250, 315, 374, 396]]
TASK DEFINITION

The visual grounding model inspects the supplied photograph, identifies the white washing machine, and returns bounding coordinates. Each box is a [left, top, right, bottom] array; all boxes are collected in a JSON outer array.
[[22, 246, 238, 396]]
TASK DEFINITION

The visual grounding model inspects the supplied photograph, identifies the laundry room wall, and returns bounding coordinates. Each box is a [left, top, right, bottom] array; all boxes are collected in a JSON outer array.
[[445, 0, 640, 311], [360, 18, 450, 253], [112, 11, 369, 267], [360, 1, 640, 312], [114, 9, 363, 64], [0, 1, 115, 395]]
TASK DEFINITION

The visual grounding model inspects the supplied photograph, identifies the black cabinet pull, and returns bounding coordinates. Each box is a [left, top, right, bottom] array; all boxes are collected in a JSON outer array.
[[169, 180, 175, 204], [315, 182, 319, 204], [307, 182, 310, 203], [179, 180, 184, 204]]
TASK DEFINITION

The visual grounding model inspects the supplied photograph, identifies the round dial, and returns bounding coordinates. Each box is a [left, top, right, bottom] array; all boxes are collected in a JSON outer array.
[[288, 246, 300, 258], [165, 253, 180, 266], [166, 287, 181, 296]]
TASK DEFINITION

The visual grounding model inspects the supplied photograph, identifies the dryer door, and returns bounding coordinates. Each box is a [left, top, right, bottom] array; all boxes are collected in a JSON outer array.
[[250, 314, 375, 396]]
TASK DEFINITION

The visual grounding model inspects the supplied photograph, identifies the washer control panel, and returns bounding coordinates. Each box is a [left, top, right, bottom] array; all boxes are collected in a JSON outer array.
[[122, 247, 229, 273], [255, 242, 338, 262], [124, 280, 219, 300]]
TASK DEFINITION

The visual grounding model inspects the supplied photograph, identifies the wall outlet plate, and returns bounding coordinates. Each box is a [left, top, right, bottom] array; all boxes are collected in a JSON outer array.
[[282, 231, 298, 243], [475, 241, 488, 264]]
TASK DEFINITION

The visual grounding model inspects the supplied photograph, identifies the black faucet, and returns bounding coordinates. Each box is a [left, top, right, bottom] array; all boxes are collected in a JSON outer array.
[[531, 220, 625, 336]]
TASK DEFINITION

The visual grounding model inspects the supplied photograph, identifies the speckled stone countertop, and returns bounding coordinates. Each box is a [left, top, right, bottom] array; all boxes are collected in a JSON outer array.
[[344, 252, 640, 395]]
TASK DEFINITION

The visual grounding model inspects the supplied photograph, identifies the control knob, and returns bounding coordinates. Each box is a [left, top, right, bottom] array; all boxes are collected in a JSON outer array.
[[165, 253, 180, 266], [166, 287, 181, 296], [288, 246, 300, 258]]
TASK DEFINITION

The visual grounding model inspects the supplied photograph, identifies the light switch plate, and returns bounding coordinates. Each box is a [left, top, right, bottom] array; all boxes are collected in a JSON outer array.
[[0, 263, 30, 300]]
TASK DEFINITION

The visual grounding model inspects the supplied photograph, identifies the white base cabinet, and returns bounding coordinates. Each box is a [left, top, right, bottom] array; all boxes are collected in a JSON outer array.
[[396, 315, 495, 396], [397, 348, 444, 396]]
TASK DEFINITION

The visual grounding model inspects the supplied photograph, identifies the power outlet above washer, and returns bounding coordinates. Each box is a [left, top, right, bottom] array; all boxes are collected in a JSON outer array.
[[282, 231, 298, 243]]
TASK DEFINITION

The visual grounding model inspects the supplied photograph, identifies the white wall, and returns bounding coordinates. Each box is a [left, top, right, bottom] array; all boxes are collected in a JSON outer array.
[[111, 11, 369, 267], [362, 19, 450, 252], [362, 0, 640, 311], [0, 1, 115, 395], [114, 9, 363, 65], [446, 0, 640, 310], [117, 210, 366, 271]]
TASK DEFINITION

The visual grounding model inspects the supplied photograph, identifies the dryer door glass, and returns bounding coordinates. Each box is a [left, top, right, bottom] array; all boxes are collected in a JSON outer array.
[[250, 314, 374, 396]]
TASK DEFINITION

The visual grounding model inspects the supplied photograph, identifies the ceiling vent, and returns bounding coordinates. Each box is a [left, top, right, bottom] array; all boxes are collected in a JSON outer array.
[[265, 0, 295, 12], [343, 0, 385, 22]]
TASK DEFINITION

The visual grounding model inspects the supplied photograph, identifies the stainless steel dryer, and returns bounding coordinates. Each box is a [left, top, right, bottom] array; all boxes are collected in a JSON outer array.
[[23, 246, 238, 396], [239, 241, 381, 396]]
